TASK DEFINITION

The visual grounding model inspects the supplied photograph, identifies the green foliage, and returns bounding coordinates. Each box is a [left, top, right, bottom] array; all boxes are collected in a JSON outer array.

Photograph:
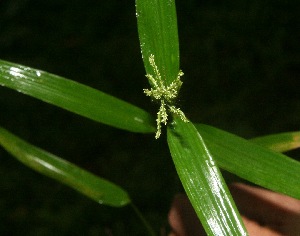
[[168, 118, 247, 235], [251, 131, 300, 153], [0, 126, 130, 207], [0, 0, 299, 235], [0, 59, 155, 133], [197, 124, 300, 199], [136, 0, 179, 85]]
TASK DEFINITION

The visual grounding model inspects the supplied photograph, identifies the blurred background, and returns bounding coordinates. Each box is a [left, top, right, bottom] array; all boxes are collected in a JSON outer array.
[[0, 0, 299, 235]]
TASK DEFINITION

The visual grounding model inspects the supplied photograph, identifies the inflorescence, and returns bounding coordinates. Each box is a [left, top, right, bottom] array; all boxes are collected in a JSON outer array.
[[143, 54, 188, 139]]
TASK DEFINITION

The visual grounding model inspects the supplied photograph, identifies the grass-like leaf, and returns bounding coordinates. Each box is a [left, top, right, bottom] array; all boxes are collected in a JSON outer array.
[[0, 59, 155, 133], [136, 0, 180, 85], [196, 124, 300, 199], [168, 118, 248, 236], [251, 131, 300, 153], [0, 126, 130, 207]]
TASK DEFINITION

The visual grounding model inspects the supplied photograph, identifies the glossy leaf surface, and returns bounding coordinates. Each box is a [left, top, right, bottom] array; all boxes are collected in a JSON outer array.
[[136, 0, 180, 85], [0, 126, 130, 207], [251, 131, 300, 153], [196, 124, 300, 199], [0, 59, 155, 133], [168, 118, 248, 236]]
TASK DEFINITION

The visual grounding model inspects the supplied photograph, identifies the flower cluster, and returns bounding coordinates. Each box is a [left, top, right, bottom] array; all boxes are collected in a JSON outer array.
[[144, 54, 188, 138]]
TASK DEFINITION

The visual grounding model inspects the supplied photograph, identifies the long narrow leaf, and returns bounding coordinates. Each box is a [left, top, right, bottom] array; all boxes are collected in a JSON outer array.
[[136, 0, 180, 85], [196, 124, 300, 199], [168, 118, 248, 236], [0, 126, 130, 207], [251, 131, 300, 153], [0, 59, 155, 133]]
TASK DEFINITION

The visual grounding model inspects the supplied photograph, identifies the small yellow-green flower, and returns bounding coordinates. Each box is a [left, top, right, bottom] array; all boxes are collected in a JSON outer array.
[[143, 54, 188, 139]]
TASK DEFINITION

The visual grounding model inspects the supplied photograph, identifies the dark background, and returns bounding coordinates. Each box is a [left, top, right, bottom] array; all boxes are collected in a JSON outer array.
[[0, 0, 299, 235]]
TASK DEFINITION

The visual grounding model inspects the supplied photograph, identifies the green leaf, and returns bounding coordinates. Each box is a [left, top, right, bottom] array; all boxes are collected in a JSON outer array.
[[196, 124, 300, 199], [251, 131, 300, 153], [136, 0, 180, 85], [167, 118, 248, 236], [0, 59, 155, 133], [0, 126, 130, 207]]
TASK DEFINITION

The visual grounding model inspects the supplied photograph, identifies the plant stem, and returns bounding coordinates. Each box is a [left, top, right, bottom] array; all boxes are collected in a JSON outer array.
[[131, 203, 156, 236]]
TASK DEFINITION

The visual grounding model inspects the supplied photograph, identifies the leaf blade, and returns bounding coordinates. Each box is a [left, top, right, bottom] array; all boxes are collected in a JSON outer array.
[[0, 59, 155, 133], [168, 118, 248, 236], [136, 0, 179, 85], [251, 131, 300, 153], [196, 124, 300, 199], [0, 126, 130, 207]]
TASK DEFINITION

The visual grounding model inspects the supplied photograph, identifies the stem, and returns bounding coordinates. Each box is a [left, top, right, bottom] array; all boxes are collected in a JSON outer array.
[[131, 203, 156, 236]]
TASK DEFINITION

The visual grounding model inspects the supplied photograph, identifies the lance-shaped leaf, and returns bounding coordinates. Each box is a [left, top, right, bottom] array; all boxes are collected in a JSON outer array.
[[0, 59, 155, 133], [196, 124, 300, 199], [251, 131, 300, 153], [0, 126, 130, 207], [168, 118, 248, 236], [136, 0, 179, 85]]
